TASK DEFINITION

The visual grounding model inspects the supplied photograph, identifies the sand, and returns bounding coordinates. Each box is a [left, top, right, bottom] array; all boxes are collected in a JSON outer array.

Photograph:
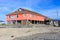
[[0, 27, 60, 40], [0, 27, 52, 40]]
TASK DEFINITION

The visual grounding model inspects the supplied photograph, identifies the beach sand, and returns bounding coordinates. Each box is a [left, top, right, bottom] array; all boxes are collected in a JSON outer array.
[[0, 27, 60, 40], [0, 27, 51, 40]]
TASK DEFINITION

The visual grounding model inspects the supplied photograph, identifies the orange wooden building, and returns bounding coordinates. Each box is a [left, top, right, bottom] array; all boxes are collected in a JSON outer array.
[[6, 8, 50, 24]]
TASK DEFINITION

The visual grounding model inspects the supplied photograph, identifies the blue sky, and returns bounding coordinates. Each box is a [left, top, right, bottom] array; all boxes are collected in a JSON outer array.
[[0, 0, 60, 22]]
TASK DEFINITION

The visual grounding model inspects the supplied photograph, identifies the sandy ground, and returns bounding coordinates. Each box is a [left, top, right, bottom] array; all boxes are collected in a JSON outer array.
[[0, 27, 60, 40], [13, 31, 60, 40]]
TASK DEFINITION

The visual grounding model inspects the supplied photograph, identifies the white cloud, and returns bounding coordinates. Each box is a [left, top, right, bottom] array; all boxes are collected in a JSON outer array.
[[39, 7, 60, 19], [0, 7, 10, 11]]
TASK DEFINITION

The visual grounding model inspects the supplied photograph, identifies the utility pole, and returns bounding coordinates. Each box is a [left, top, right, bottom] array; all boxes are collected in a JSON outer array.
[[55, 10, 59, 26]]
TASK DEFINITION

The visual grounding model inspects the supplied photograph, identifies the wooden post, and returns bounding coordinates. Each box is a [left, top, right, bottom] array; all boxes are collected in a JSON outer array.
[[30, 20, 32, 24], [34, 20, 35, 24], [39, 21, 40, 24], [37, 21, 38, 24], [16, 20, 17, 25]]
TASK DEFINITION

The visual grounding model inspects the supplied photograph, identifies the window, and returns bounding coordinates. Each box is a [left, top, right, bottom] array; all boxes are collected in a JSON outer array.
[[9, 16, 10, 18], [16, 14, 18, 18], [18, 8, 21, 11]]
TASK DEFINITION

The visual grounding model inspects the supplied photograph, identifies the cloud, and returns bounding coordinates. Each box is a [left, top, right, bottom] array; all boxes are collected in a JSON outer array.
[[39, 7, 60, 19], [0, 7, 10, 11], [0, 0, 54, 12]]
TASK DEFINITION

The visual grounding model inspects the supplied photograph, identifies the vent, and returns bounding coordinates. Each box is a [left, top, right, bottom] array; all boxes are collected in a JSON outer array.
[[18, 8, 21, 11]]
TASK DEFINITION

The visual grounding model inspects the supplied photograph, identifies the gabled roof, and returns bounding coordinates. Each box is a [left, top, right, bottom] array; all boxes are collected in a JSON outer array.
[[6, 11, 22, 16], [20, 8, 48, 18], [20, 8, 51, 19], [6, 8, 50, 19]]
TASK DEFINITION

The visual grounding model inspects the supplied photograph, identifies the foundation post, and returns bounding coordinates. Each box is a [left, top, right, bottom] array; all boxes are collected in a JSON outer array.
[[34, 20, 35, 24], [16, 20, 17, 25], [38, 21, 39, 24], [39, 21, 40, 24], [37, 21, 38, 24], [26, 19, 28, 26], [30, 20, 32, 24]]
